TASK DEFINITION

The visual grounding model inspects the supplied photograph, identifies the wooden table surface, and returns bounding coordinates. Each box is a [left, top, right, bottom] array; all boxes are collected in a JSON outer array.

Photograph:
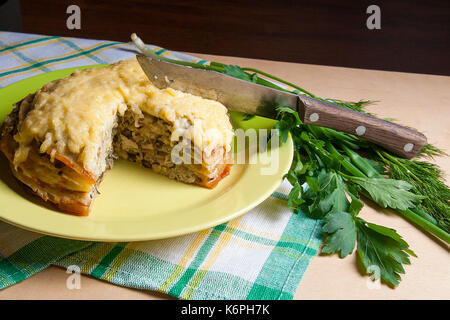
[[0, 52, 449, 300]]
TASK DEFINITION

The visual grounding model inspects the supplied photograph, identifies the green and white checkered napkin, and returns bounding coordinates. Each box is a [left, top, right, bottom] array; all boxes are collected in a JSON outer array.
[[0, 31, 323, 299]]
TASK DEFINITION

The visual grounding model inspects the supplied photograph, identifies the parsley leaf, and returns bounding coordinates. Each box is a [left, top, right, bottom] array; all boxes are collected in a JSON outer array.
[[223, 65, 258, 83], [302, 171, 349, 219], [274, 107, 299, 143], [347, 176, 425, 211], [287, 182, 304, 211], [322, 211, 357, 258], [355, 218, 416, 287]]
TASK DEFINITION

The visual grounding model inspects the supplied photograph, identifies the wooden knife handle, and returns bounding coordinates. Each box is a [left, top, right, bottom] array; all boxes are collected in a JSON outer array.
[[298, 95, 427, 159]]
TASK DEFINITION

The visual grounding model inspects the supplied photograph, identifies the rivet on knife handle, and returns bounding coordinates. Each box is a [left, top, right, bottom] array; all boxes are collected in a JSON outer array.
[[297, 95, 427, 159]]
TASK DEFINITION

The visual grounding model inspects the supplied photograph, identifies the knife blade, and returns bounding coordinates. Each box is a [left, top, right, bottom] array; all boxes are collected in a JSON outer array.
[[137, 55, 298, 119], [137, 55, 427, 158]]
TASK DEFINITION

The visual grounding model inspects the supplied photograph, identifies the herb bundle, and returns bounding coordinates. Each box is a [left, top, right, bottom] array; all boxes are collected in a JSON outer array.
[[132, 34, 450, 287]]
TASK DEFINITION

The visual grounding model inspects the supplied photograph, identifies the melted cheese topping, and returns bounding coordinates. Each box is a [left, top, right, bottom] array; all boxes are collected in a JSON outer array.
[[13, 59, 233, 177]]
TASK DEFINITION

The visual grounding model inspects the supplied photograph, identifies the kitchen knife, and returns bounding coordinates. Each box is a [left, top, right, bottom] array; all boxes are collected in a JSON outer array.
[[137, 55, 427, 159]]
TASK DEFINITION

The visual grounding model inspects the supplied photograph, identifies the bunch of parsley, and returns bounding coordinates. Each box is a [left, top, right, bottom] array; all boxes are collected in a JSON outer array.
[[133, 34, 450, 287]]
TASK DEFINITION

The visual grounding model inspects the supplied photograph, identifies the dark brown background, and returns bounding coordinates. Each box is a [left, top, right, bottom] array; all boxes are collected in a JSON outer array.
[[4, 0, 450, 75]]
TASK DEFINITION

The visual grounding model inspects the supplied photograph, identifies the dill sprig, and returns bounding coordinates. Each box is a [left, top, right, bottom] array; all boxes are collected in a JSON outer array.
[[337, 97, 450, 232], [327, 97, 450, 232], [418, 144, 448, 158], [323, 99, 373, 113], [376, 150, 450, 232]]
